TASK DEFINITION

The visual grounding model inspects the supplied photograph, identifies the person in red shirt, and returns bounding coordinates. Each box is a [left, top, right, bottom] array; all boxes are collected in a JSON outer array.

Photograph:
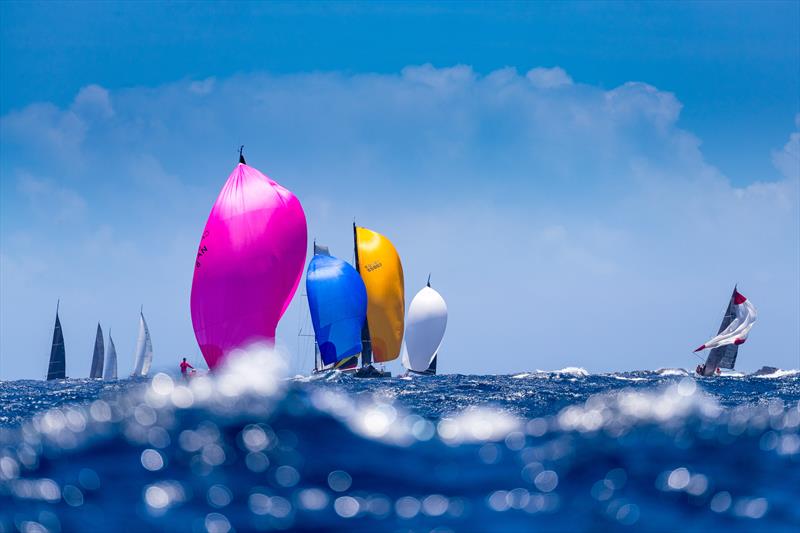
[[180, 358, 194, 377]]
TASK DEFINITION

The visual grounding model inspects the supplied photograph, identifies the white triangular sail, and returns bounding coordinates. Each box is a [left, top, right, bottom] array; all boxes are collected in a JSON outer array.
[[403, 284, 447, 373], [131, 312, 153, 377], [695, 290, 757, 353], [104, 333, 118, 380], [89, 323, 105, 379]]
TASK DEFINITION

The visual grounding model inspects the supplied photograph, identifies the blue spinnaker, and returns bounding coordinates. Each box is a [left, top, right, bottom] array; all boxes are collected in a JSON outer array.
[[306, 248, 368, 366]]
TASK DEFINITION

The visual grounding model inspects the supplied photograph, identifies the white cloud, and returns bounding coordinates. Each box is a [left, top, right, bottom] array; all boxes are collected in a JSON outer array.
[[189, 77, 216, 95], [16, 172, 88, 223], [401, 63, 476, 90], [72, 84, 114, 120], [0, 65, 797, 378], [771, 113, 799, 181], [1, 103, 87, 159], [526, 66, 573, 89]]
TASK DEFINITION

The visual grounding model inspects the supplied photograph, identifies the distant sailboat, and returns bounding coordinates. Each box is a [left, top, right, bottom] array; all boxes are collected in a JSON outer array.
[[694, 286, 757, 376], [353, 224, 404, 378], [89, 323, 104, 379], [131, 309, 153, 377], [190, 147, 307, 369], [104, 331, 118, 380], [402, 276, 447, 375], [306, 242, 367, 373], [46, 301, 66, 380]]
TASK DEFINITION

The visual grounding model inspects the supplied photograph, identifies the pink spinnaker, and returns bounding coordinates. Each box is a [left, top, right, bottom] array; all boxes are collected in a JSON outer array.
[[190, 162, 307, 369]]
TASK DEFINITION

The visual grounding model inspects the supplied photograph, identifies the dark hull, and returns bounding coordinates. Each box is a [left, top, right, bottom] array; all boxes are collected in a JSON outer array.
[[354, 365, 391, 378]]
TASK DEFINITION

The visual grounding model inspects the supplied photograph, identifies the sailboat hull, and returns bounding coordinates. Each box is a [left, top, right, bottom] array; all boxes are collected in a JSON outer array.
[[354, 365, 392, 378]]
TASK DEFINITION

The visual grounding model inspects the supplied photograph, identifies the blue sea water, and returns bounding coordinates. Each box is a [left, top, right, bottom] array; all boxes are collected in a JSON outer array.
[[1, 357, 799, 532]]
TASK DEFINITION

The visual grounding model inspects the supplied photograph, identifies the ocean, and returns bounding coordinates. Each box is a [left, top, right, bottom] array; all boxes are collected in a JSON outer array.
[[1, 353, 799, 532]]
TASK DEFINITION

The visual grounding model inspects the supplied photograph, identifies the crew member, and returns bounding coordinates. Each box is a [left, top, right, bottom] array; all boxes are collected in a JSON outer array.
[[180, 358, 194, 377]]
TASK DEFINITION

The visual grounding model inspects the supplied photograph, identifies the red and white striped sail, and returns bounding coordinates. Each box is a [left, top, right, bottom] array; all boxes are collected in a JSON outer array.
[[694, 290, 757, 352]]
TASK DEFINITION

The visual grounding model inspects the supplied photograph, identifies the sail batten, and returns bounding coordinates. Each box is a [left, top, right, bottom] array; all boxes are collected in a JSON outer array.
[[89, 323, 104, 379], [46, 307, 66, 380], [354, 226, 405, 364]]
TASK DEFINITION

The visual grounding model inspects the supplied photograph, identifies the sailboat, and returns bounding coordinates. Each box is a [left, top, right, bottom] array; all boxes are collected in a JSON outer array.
[[694, 286, 757, 376], [306, 243, 367, 373], [402, 276, 447, 375], [89, 323, 104, 379], [131, 309, 153, 378], [103, 330, 118, 380], [46, 301, 66, 380], [190, 147, 307, 369], [353, 224, 404, 378]]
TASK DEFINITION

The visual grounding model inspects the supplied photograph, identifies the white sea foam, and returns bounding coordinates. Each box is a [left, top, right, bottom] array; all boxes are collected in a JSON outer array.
[[655, 368, 690, 377], [753, 369, 800, 379], [610, 375, 647, 382], [533, 367, 590, 377], [716, 370, 745, 378]]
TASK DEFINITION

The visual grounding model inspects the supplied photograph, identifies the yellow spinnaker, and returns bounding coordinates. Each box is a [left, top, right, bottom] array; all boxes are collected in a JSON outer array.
[[356, 227, 405, 363]]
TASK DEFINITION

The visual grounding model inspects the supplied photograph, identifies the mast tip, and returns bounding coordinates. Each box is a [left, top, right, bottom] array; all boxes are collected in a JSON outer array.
[[238, 145, 246, 165]]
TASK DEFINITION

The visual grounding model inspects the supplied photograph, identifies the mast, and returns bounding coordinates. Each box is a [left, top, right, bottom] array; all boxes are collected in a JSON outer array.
[[353, 222, 373, 367]]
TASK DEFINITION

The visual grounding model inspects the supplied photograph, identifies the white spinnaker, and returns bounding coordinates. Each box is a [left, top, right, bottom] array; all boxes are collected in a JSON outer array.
[[698, 299, 757, 351], [132, 313, 154, 377], [103, 334, 118, 379], [403, 286, 447, 372]]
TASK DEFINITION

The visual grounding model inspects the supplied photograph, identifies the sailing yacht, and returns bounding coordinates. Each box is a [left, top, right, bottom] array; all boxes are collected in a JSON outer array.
[[305, 243, 366, 373], [103, 330, 118, 380], [353, 224, 405, 378], [190, 147, 307, 370], [694, 286, 757, 376], [131, 308, 153, 378], [402, 276, 447, 375], [89, 323, 104, 379], [46, 301, 66, 380]]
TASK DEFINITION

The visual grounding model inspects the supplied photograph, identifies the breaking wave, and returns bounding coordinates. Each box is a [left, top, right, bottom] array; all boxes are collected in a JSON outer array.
[[1, 351, 799, 532]]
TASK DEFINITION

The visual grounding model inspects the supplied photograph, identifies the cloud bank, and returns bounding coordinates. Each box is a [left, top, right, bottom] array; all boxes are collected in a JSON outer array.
[[1, 65, 797, 378]]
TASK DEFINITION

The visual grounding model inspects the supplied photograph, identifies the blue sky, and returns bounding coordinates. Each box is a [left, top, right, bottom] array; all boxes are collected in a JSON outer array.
[[1, 1, 798, 378]]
